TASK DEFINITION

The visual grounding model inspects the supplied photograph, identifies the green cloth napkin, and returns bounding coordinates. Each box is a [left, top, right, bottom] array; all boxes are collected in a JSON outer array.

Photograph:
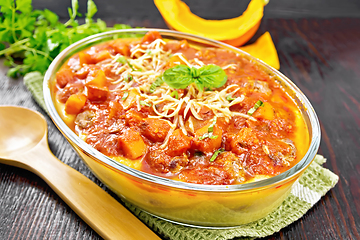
[[24, 72, 339, 240]]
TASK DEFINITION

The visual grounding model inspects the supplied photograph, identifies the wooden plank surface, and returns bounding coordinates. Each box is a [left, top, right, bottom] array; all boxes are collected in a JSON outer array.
[[0, 3, 360, 239]]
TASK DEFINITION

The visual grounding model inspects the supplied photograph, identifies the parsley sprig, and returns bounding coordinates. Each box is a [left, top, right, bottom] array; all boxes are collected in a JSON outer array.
[[0, 0, 133, 77], [163, 64, 227, 92]]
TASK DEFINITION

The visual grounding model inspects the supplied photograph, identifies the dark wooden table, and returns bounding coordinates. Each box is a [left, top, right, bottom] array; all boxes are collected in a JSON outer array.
[[1, 1, 360, 239]]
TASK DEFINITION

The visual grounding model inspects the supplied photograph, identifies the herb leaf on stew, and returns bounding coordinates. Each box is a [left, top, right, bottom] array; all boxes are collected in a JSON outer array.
[[163, 64, 227, 91], [210, 149, 225, 162]]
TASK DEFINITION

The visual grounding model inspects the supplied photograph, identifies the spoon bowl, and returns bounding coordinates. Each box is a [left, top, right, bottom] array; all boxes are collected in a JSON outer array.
[[0, 106, 46, 157], [0, 105, 160, 240]]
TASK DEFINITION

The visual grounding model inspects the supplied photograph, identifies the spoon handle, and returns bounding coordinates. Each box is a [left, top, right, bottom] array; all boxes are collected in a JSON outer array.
[[15, 139, 160, 240]]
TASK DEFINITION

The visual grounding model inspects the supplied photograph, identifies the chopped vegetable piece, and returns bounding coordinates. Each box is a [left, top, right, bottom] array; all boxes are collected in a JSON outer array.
[[124, 74, 133, 82], [247, 100, 264, 115], [116, 56, 135, 71], [149, 76, 164, 93], [193, 123, 223, 153], [121, 91, 129, 100], [86, 70, 107, 87], [170, 90, 179, 99], [87, 85, 109, 101], [141, 118, 171, 142], [210, 149, 225, 162], [226, 95, 236, 101], [121, 89, 139, 109], [166, 129, 192, 157], [208, 117, 217, 133], [65, 93, 87, 114], [118, 128, 147, 159], [140, 100, 152, 107], [198, 132, 218, 140], [141, 31, 162, 44]]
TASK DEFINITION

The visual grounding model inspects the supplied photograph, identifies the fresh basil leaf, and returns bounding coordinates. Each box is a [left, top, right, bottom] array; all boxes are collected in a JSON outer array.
[[163, 64, 193, 89], [198, 64, 227, 89]]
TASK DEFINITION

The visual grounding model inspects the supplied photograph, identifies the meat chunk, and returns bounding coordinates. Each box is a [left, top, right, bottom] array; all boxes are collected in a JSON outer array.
[[230, 128, 259, 155], [146, 149, 189, 174], [243, 80, 272, 96], [56, 68, 74, 88], [75, 110, 95, 128]]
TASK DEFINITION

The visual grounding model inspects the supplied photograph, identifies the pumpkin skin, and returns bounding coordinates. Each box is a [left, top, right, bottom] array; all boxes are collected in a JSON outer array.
[[154, 0, 266, 46]]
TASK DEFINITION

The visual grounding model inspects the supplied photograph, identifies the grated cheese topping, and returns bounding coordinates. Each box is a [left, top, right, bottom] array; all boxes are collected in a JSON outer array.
[[104, 39, 256, 136]]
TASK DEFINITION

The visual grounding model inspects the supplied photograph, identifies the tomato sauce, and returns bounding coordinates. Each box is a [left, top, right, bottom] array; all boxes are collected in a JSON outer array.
[[54, 31, 309, 185]]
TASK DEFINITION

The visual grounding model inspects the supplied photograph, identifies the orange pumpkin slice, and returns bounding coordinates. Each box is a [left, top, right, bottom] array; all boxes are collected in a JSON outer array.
[[154, 0, 266, 46], [240, 31, 280, 70]]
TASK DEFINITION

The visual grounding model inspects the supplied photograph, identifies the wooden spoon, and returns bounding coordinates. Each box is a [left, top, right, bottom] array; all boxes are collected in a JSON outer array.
[[0, 106, 160, 240]]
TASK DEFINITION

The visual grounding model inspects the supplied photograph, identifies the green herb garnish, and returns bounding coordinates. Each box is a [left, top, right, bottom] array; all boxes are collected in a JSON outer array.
[[199, 117, 218, 140], [121, 91, 129, 100], [170, 90, 179, 99], [140, 100, 152, 107], [208, 117, 217, 133], [226, 95, 236, 101], [117, 56, 135, 71], [210, 149, 225, 162], [124, 74, 133, 82], [163, 64, 227, 92], [198, 133, 218, 140], [247, 100, 264, 116], [149, 76, 164, 93], [0, 0, 133, 77]]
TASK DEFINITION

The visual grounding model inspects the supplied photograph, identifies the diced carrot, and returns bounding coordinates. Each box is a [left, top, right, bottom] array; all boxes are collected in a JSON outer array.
[[166, 129, 192, 157], [118, 128, 147, 159], [79, 52, 94, 65], [56, 68, 74, 88], [110, 39, 130, 56], [141, 31, 162, 44], [166, 55, 187, 68], [86, 70, 107, 87], [87, 85, 109, 102], [141, 118, 171, 142], [65, 93, 87, 115], [193, 123, 222, 153]]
